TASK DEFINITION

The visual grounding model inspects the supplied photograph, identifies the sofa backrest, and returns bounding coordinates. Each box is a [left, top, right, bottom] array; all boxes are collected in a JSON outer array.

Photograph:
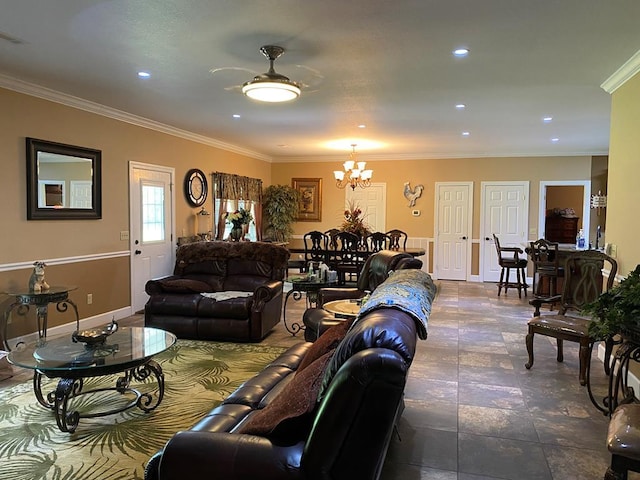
[[302, 308, 418, 479], [174, 241, 290, 281], [356, 249, 423, 292]]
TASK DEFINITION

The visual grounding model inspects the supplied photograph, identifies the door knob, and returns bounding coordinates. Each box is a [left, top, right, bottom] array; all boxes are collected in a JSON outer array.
[[485, 237, 491, 241], [462, 236, 468, 240], [135, 250, 142, 255]]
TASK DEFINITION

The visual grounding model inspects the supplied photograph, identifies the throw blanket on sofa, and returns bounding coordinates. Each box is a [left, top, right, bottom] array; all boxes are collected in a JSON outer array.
[[201, 291, 253, 301], [357, 269, 436, 340]]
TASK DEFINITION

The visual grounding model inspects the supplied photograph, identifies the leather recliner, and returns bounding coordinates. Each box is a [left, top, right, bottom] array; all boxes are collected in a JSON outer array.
[[302, 249, 423, 341]]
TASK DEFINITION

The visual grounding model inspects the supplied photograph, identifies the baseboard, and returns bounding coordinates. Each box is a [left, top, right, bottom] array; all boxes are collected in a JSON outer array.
[[5, 306, 134, 349]]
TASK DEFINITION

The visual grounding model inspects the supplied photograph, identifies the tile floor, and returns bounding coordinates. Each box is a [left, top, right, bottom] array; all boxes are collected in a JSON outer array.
[[2, 279, 635, 479]]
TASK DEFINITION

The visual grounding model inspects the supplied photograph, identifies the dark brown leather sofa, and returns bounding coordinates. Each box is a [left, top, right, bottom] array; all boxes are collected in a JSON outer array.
[[144, 269, 436, 480], [144, 241, 289, 342], [303, 249, 423, 341]]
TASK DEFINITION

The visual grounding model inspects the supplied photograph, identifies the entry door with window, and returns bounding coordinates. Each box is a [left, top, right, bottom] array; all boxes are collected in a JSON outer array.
[[435, 182, 472, 280], [480, 181, 529, 282], [129, 162, 175, 313]]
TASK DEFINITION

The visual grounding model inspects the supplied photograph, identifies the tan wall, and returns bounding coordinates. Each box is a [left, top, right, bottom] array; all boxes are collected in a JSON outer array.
[[272, 156, 593, 242], [0, 87, 271, 334], [607, 72, 640, 276]]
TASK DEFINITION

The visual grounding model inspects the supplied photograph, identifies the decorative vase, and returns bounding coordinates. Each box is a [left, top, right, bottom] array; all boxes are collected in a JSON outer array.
[[230, 226, 243, 242]]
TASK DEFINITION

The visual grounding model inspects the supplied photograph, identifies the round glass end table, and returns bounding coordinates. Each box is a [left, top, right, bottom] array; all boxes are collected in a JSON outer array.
[[283, 277, 337, 335], [2, 286, 79, 351]]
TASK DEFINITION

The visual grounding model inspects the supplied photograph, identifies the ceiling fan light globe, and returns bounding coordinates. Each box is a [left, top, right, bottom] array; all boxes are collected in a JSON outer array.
[[242, 80, 300, 102]]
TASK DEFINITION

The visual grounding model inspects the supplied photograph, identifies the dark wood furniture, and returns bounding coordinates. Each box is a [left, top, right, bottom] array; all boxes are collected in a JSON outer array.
[[545, 215, 579, 243], [529, 238, 564, 298], [493, 234, 528, 298], [605, 403, 640, 479], [365, 232, 391, 252], [329, 231, 364, 285], [525, 250, 617, 386], [386, 229, 408, 251]]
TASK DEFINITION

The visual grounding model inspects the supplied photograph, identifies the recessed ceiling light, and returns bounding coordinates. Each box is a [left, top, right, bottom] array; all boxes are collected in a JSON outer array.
[[455, 104, 466, 110], [462, 131, 470, 136], [358, 124, 366, 129], [543, 116, 553, 123], [551, 137, 559, 143], [453, 48, 469, 57], [232, 114, 241, 118], [137, 71, 151, 78]]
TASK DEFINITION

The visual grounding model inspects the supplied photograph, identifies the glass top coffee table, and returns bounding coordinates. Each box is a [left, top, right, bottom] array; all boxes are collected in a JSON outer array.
[[8, 325, 176, 432], [283, 276, 338, 335]]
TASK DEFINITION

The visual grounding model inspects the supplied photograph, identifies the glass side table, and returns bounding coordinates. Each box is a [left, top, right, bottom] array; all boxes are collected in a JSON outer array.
[[283, 277, 337, 335], [2, 286, 79, 351]]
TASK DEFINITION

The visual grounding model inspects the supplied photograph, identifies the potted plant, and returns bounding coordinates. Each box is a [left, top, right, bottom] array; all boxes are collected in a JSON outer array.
[[584, 264, 640, 341], [263, 184, 300, 242]]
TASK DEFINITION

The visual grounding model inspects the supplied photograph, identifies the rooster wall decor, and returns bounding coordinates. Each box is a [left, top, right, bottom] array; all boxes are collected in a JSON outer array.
[[403, 182, 424, 207]]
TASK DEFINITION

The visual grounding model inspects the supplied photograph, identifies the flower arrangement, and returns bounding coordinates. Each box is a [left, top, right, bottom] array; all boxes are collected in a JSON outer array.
[[226, 208, 253, 228], [340, 200, 371, 238]]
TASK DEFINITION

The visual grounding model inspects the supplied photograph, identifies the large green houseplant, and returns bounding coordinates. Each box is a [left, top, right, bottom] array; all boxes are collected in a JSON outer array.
[[262, 184, 300, 242], [584, 264, 640, 341]]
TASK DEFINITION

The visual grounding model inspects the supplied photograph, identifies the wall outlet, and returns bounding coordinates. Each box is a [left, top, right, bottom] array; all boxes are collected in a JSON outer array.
[[609, 244, 617, 258], [120, 230, 130, 241], [87, 293, 93, 305]]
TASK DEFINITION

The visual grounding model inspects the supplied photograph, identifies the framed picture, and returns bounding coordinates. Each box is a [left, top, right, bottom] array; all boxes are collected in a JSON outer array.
[[292, 178, 322, 222]]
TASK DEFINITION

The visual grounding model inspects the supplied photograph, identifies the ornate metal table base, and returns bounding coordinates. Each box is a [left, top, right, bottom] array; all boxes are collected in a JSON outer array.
[[587, 337, 639, 417], [283, 280, 336, 335], [33, 360, 165, 433]]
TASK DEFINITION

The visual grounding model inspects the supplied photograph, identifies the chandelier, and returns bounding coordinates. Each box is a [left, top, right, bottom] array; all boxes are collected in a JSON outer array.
[[333, 144, 373, 190], [242, 46, 301, 103]]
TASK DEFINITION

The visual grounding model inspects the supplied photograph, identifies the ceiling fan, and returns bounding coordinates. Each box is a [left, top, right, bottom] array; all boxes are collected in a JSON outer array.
[[210, 45, 322, 102]]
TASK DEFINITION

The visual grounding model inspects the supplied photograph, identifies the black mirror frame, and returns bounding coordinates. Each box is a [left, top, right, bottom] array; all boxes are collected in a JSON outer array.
[[26, 137, 102, 220]]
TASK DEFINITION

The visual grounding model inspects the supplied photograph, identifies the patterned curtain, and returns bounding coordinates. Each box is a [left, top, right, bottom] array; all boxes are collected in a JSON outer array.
[[211, 172, 263, 240]]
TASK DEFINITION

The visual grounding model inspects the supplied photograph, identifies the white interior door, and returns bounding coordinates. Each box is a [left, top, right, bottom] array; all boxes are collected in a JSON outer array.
[[481, 181, 529, 282], [129, 162, 175, 313], [435, 182, 472, 280], [346, 183, 386, 233]]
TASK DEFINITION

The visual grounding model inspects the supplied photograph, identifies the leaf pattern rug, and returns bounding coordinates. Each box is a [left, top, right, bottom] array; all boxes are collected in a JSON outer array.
[[0, 340, 287, 480]]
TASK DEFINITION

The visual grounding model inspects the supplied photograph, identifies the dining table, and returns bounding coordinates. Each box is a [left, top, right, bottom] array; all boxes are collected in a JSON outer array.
[[284, 238, 426, 258]]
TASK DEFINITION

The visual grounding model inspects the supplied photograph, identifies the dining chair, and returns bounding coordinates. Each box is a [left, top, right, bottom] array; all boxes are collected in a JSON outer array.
[[303, 230, 329, 267], [386, 229, 408, 251], [493, 233, 528, 298], [525, 249, 617, 386], [529, 238, 564, 298], [365, 232, 391, 253], [329, 231, 363, 285], [324, 228, 340, 250]]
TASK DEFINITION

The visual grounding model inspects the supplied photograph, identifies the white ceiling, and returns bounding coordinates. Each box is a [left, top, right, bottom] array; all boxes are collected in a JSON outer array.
[[1, 1, 639, 162]]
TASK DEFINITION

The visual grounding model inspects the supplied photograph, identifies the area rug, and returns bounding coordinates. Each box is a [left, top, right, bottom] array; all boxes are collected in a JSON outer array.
[[0, 340, 287, 480]]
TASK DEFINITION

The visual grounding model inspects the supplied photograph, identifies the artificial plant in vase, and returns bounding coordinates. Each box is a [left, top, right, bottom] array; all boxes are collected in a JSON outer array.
[[584, 264, 640, 341], [263, 184, 300, 242], [226, 208, 253, 241]]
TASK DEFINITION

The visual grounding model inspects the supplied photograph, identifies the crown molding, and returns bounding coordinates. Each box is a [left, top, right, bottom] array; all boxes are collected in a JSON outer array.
[[0, 74, 272, 162], [601, 49, 640, 94]]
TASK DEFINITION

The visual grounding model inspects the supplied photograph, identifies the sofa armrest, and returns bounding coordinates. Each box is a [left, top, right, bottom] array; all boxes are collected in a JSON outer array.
[[154, 431, 303, 480], [145, 275, 180, 295], [252, 280, 283, 312], [317, 287, 363, 307]]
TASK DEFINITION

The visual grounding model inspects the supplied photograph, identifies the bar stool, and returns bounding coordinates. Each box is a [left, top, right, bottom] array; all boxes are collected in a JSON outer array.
[[493, 234, 528, 298], [529, 238, 564, 298]]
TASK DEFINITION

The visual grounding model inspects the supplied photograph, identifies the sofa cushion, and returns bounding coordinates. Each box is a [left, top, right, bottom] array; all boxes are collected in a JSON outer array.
[[157, 278, 215, 293], [236, 349, 334, 439], [297, 317, 353, 372]]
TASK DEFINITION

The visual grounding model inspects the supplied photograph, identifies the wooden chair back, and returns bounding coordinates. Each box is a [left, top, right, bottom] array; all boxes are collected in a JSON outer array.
[[386, 229, 407, 251]]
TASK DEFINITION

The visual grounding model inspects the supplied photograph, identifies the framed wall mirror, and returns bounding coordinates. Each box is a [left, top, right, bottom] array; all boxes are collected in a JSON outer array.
[[26, 137, 102, 220]]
